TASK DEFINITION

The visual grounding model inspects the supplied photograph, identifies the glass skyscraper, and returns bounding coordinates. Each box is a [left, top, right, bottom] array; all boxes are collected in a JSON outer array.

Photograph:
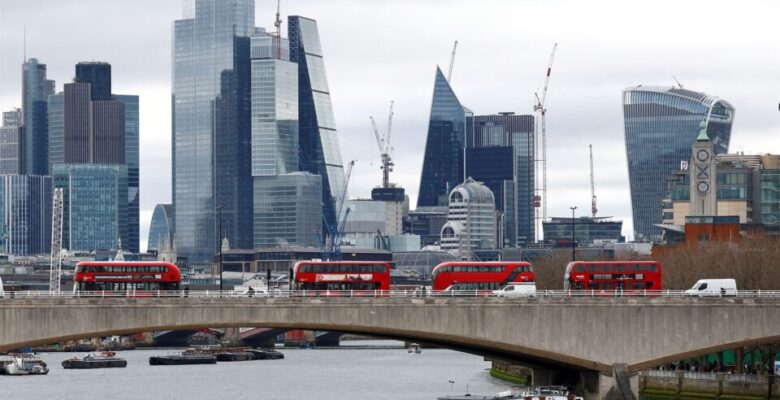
[[0, 109, 23, 175], [173, 0, 255, 263], [289, 16, 347, 237], [116, 95, 140, 252], [53, 164, 127, 251], [0, 175, 52, 255], [623, 86, 734, 240], [22, 58, 54, 175], [418, 67, 467, 207], [148, 203, 173, 252], [253, 172, 322, 248]]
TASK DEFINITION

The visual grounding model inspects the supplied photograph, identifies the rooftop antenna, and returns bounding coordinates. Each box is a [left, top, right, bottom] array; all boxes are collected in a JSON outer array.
[[673, 76, 684, 89], [447, 40, 458, 82]]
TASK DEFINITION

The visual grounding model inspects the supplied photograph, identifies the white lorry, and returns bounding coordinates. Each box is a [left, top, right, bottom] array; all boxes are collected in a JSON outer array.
[[492, 282, 537, 297], [685, 279, 737, 297]]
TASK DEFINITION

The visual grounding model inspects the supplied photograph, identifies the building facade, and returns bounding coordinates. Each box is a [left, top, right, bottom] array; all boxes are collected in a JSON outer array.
[[406, 206, 448, 247], [115, 95, 140, 253], [22, 58, 54, 176], [418, 67, 467, 207], [253, 172, 322, 248], [623, 86, 734, 241], [172, 0, 255, 263], [148, 204, 174, 252], [0, 109, 23, 174], [0, 175, 52, 255], [440, 178, 496, 259], [542, 217, 624, 246]]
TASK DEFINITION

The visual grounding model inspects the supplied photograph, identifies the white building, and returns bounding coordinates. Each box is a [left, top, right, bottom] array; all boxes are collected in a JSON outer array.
[[440, 178, 496, 260]]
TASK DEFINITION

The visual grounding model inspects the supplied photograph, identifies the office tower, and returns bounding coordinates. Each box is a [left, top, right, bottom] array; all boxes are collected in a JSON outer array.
[[466, 113, 535, 246], [0, 175, 52, 255], [0, 109, 23, 174], [116, 95, 140, 252], [418, 67, 467, 207], [542, 217, 624, 246], [22, 58, 54, 175], [250, 29, 317, 247], [623, 86, 734, 240], [407, 206, 449, 247], [440, 178, 496, 260], [52, 164, 127, 251], [148, 203, 174, 252], [173, 0, 255, 263], [75, 62, 112, 101], [289, 16, 347, 237]]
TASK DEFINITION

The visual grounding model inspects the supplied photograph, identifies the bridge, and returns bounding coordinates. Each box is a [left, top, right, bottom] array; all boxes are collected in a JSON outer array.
[[1, 294, 779, 399]]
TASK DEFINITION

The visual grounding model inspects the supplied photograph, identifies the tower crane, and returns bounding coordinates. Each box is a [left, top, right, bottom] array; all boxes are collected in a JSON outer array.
[[447, 40, 458, 82], [533, 43, 558, 232], [331, 160, 355, 256], [49, 188, 63, 293], [369, 101, 394, 188], [590, 144, 597, 218], [273, 0, 282, 59]]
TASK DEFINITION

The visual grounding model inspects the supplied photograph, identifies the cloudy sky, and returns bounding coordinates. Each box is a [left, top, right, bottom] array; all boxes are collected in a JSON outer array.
[[0, 0, 778, 250]]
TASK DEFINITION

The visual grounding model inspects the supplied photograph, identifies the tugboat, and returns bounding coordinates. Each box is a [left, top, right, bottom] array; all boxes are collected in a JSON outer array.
[[62, 351, 127, 369], [149, 348, 217, 366], [0, 353, 49, 375]]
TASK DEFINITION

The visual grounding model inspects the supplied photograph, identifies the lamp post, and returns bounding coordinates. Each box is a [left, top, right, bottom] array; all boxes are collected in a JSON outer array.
[[569, 206, 577, 262], [217, 205, 223, 292]]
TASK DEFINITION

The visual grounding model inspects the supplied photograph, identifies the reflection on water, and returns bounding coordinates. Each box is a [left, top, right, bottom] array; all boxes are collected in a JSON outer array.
[[3, 341, 516, 400]]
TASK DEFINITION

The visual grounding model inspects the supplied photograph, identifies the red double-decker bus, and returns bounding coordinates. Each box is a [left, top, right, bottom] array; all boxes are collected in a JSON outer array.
[[73, 261, 182, 291], [431, 261, 535, 291], [563, 261, 662, 292], [292, 261, 391, 291]]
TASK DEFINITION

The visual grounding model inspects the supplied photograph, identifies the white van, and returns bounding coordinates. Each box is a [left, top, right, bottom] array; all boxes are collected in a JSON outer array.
[[492, 282, 537, 297], [685, 279, 737, 297]]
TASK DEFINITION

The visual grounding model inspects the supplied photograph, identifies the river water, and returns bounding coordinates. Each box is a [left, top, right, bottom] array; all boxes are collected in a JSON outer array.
[[3, 341, 516, 400]]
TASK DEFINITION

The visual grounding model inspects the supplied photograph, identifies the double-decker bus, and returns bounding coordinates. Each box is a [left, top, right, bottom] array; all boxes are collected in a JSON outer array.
[[73, 261, 182, 291], [563, 261, 662, 292], [431, 261, 535, 291], [291, 261, 391, 291]]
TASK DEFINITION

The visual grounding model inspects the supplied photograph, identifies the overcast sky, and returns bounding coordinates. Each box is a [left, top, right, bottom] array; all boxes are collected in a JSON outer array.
[[0, 0, 778, 251]]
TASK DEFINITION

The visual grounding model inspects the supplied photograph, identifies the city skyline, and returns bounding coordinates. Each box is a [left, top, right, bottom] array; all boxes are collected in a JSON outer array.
[[0, 0, 778, 250]]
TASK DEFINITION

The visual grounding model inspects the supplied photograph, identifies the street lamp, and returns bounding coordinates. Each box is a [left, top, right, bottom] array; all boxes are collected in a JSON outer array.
[[569, 206, 577, 262], [217, 205, 223, 292]]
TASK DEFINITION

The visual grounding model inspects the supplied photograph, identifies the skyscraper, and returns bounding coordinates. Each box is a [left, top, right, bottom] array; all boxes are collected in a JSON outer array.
[[289, 16, 347, 238], [0, 109, 23, 175], [172, 0, 255, 263], [148, 203, 173, 252], [418, 67, 467, 208], [75, 62, 112, 101], [623, 86, 734, 240], [440, 178, 496, 259], [0, 175, 51, 255], [22, 58, 54, 175], [116, 95, 140, 253]]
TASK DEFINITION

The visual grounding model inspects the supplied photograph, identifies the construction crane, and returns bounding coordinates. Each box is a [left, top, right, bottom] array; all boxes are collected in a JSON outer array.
[[331, 160, 355, 256], [273, 0, 282, 60], [369, 101, 394, 188], [590, 144, 597, 218], [447, 40, 458, 82], [49, 188, 63, 294], [533, 43, 558, 231]]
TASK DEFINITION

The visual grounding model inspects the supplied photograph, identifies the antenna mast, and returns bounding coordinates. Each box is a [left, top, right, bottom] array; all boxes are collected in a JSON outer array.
[[533, 43, 558, 239], [590, 144, 597, 217], [447, 40, 458, 82]]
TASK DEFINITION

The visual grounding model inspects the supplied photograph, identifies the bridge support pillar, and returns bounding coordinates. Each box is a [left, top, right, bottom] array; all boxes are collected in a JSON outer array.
[[579, 366, 638, 400]]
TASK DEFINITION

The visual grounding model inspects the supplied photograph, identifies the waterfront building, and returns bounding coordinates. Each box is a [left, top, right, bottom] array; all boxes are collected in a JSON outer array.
[[172, 0, 255, 263], [253, 172, 322, 248], [440, 178, 496, 259], [466, 113, 536, 246], [417, 67, 467, 207], [542, 217, 624, 246], [148, 204, 174, 252], [289, 16, 348, 237], [52, 164, 127, 252], [22, 58, 54, 175], [0, 175, 51, 255], [0, 109, 23, 174], [623, 85, 734, 241]]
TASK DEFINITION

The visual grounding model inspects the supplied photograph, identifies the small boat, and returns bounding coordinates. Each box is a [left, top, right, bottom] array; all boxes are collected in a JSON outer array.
[[437, 392, 513, 400], [408, 343, 422, 354], [149, 349, 217, 366], [62, 351, 127, 369], [0, 353, 49, 375], [515, 386, 583, 400]]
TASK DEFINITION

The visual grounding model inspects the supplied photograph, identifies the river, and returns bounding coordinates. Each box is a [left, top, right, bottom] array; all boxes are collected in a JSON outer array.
[[3, 341, 517, 400]]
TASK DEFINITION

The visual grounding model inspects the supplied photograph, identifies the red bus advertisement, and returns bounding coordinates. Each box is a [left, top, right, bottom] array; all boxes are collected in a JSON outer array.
[[292, 261, 391, 291], [563, 261, 662, 292], [431, 261, 535, 291], [73, 261, 181, 291]]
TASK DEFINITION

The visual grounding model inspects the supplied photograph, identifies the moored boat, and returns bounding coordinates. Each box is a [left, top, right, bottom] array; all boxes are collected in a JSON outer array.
[[149, 349, 217, 366], [62, 351, 127, 369], [249, 348, 284, 360], [0, 353, 49, 375], [215, 351, 254, 362]]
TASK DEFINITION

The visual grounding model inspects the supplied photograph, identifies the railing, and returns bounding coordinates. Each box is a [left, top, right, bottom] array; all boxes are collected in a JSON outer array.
[[643, 369, 773, 383], [3, 289, 780, 300]]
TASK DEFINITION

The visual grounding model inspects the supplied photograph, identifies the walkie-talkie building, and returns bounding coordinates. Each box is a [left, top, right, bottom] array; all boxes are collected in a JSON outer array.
[[623, 86, 734, 241]]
